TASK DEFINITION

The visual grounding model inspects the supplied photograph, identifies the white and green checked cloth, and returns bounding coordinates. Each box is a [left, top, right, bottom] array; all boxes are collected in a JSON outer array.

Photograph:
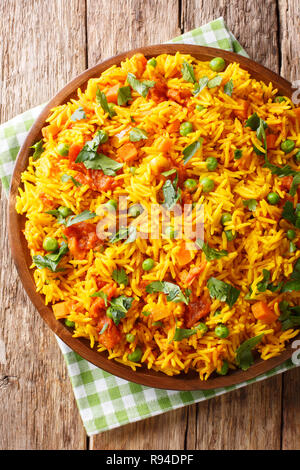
[[1, 17, 297, 436]]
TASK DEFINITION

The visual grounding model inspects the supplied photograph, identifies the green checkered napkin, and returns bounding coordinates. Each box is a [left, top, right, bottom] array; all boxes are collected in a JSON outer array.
[[1, 17, 297, 436]]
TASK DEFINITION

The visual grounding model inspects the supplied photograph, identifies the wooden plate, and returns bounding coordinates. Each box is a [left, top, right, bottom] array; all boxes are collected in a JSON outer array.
[[8, 44, 298, 390]]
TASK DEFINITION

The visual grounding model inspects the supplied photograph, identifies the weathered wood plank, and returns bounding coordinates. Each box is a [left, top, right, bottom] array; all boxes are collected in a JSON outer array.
[[278, 0, 300, 81], [86, 0, 182, 449], [0, 0, 87, 449], [186, 378, 282, 450], [279, 0, 300, 451], [181, 0, 280, 71], [90, 408, 187, 450], [86, 0, 181, 66]]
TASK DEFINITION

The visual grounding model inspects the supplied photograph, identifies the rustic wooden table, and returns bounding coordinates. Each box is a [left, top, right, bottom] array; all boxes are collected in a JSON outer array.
[[1, 0, 300, 450]]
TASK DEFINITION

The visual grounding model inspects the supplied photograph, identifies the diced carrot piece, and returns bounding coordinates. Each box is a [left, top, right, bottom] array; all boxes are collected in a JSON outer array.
[[233, 98, 249, 120], [53, 301, 70, 319], [252, 301, 277, 324], [98, 317, 122, 349], [117, 142, 138, 162], [151, 304, 171, 322], [175, 243, 195, 267], [266, 134, 277, 149], [157, 137, 172, 153], [42, 122, 59, 139], [167, 120, 181, 133], [185, 262, 206, 286], [106, 84, 120, 104]]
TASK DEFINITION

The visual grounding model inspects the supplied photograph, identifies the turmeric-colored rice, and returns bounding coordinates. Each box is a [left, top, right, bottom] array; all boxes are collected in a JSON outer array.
[[16, 52, 300, 379]]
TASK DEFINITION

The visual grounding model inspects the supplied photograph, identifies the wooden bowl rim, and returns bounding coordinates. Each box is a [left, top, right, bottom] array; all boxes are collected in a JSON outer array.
[[8, 43, 297, 391]]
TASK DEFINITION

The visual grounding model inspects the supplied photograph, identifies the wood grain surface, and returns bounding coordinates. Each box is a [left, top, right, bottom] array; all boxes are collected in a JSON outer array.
[[1, 0, 300, 450]]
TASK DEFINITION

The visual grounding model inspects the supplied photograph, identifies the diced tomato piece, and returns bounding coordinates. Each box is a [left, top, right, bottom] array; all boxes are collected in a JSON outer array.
[[65, 222, 99, 259], [266, 134, 277, 149], [68, 143, 83, 165], [280, 176, 293, 191], [97, 316, 122, 350], [185, 297, 211, 328], [166, 88, 191, 104], [148, 78, 168, 103], [185, 263, 206, 286]]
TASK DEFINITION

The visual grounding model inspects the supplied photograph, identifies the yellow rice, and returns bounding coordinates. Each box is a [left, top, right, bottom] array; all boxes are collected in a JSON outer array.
[[16, 52, 300, 380]]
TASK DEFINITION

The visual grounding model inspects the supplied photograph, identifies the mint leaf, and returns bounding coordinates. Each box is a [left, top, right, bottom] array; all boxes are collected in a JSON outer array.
[[181, 61, 196, 83], [127, 73, 155, 98], [112, 268, 128, 286], [162, 179, 181, 210], [183, 138, 203, 165], [33, 242, 69, 272], [61, 174, 82, 187], [235, 334, 264, 370], [207, 75, 222, 88], [146, 281, 190, 305], [129, 128, 148, 142], [65, 209, 96, 227], [96, 88, 115, 118], [193, 76, 209, 96], [196, 239, 228, 261], [107, 295, 133, 325], [70, 106, 86, 122], [224, 79, 234, 96], [30, 139, 44, 161], [117, 86, 132, 106], [207, 277, 240, 308]]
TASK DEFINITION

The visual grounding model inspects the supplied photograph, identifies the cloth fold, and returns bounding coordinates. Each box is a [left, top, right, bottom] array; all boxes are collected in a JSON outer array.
[[1, 17, 296, 436]]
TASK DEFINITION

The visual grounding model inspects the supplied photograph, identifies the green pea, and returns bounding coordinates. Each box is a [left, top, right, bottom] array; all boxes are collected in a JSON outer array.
[[126, 333, 135, 343], [274, 96, 286, 103], [196, 104, 205, 111], [225, 229, 236, 241], [215, 323, 229, 339], [217, 360, 229, 375], [200, 177, 214, 193], [128, 203, 143, 218], [43, 237, 59, 252], [197, 323, 208, 334], [142, 258, 155, 271], [184, 178, 198, 193], [108, 103, 116, 116], [129, 166, 136, 174], [294, 150, 300, 163], [58, 206, 73, 218], [165, 226, 176, 239], [287, 229, 296, 240], [65, 318, 75, 328], [180, 121, 193, 136], [148, 58, 157, 68], [105, 199, 117, 212], [128, 347, 142, 362], [214, 310, 221, 316], [281, 139, 295, 154], [57, 143, 70, 156], [206, 156, 218, 171], [267, 192, 280, 205], [152, 321, 163, 327], [221, 213, 232, 225], [209, 57, 226, 72]]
